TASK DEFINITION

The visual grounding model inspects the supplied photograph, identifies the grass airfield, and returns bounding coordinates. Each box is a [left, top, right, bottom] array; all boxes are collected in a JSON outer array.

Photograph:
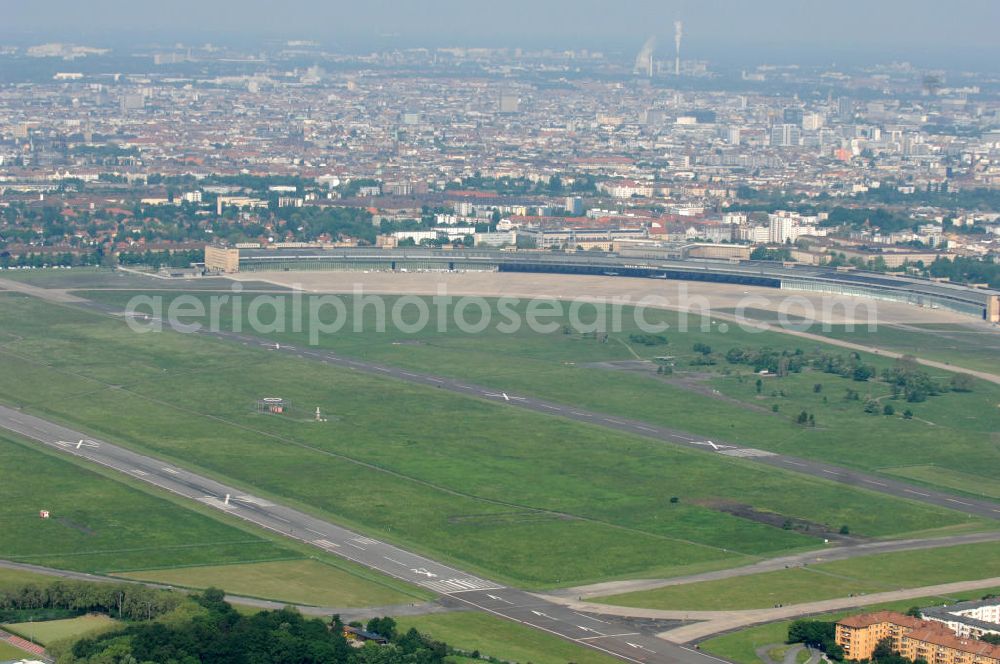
[[0, 289, 991, 590]]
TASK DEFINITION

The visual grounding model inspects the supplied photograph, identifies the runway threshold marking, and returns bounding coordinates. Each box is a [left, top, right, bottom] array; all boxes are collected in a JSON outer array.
[[574, 612, 611, 624], [579, 632, 639, 640]]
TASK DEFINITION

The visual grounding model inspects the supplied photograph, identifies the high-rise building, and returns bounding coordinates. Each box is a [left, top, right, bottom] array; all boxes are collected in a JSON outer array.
[[120, 93, 145, 113], [565, 196, 584, 216], [768, 211, 797, 244], [770, 124, 801, 147], [838, 96, 853, 121], [783, 107, 804, 126], [499, 92, 520, 114], [802, 113, 825, 131]]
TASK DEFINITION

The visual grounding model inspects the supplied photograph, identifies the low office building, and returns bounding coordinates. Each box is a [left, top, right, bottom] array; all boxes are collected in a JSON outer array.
[[922, 600, 1000, 640]]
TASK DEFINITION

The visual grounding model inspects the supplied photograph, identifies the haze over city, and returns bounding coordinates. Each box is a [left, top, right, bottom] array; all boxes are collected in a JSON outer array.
[[4, 0, 1000, 66], [0, 2, 999, 664]]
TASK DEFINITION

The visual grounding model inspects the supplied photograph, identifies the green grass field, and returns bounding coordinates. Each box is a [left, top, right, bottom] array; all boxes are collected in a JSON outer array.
[[80, 289, 1000, 503], [817, 322, 1000, 378], [0, 293, 979, 588], [0, 433, 298, 573], [396, 612, 621, 664], [116, 559, 413, 607], [0, 639, 33, 660], [0, 431, 423, 606], [596, 541, 1000, 610], [3, 614, 119, 646], [0, 568, 59, 590], [699, 585, 1000, 664]]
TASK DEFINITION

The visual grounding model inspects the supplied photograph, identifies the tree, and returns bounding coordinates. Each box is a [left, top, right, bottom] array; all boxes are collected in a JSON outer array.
[[903, 409, 914, 419], [787, 619, 843, 659], [366, 616, 398, 640], [756, 378, 763, 394], [883, 404, 895, 416], [864, 399, 880, 414], [905, 607, 923, 618], [852, 365, 875, 382], [950, 373, 974, 392], [872, 637, 895, 661], [813, 383, 822, 393], [839, 525, 850, 535]]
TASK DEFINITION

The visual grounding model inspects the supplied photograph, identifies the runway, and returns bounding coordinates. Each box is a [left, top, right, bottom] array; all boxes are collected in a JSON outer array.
[[0, 403, 713, 664]]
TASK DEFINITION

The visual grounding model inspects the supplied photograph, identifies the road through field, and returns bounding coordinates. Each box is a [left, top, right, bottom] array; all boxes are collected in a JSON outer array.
[[548, 530, 1000, 599], [540, 575, 1000, 644]]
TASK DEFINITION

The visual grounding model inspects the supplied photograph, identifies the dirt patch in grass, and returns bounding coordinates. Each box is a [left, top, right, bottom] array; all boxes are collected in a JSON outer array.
[[695, 500, 862, 543]]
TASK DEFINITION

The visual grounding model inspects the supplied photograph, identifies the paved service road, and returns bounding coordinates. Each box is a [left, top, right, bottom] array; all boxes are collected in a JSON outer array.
[[0, 404, 717, 664], [550, 530, 1000, 599]]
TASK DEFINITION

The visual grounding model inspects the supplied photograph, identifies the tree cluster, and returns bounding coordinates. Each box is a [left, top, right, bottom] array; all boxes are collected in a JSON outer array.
[[787, 620, 843, 660], [63, 589, 449, 664], [628, 333, 668, 346], [0, 579, 183, 623]]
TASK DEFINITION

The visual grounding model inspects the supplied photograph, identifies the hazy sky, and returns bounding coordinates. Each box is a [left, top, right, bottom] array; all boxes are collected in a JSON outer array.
[[5, 0, 1000, 65]]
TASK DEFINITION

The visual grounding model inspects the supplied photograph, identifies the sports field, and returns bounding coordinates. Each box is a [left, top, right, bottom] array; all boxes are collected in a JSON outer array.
[[0, 293, 980, 588], [2, 614, 118, 646], [0, 640, 33, 660], [396, 612, 621, 664], [596, 541, 1000, 610], [116, 559, 413, 607]]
